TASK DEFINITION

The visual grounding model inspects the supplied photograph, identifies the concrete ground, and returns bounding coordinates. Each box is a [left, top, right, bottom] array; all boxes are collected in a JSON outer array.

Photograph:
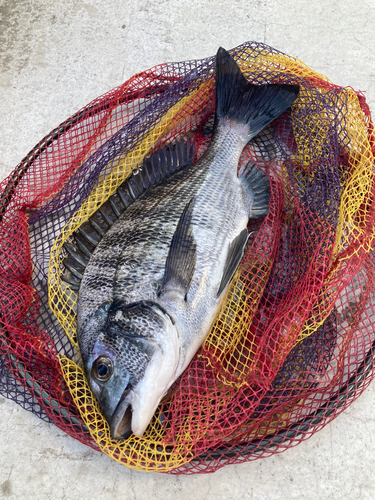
[[1, 0, 375, 498]]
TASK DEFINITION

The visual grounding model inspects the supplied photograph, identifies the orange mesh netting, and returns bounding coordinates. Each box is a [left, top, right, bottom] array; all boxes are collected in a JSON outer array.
[[1, 41, 375, 473]]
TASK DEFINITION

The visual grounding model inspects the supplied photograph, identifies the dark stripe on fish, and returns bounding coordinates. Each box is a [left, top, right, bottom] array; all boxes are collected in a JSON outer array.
[[62, 139, 196, 290], [82, 276, 114, 291]]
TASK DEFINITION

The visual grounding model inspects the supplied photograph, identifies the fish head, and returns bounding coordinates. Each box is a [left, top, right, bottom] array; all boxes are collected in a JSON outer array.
[[83, 300, 180, 440]]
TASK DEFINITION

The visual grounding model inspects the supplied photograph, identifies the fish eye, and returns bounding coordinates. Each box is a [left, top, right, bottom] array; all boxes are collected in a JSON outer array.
[[92, 356, 113, 382]]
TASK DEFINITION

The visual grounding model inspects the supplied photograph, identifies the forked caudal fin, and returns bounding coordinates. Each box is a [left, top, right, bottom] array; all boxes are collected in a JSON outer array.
[[215, 47, 299, 140]]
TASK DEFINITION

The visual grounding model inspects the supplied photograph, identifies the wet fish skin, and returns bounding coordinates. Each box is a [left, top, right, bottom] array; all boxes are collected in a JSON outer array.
[[81, 300, 178, 439], [77, 47, 299, 439]]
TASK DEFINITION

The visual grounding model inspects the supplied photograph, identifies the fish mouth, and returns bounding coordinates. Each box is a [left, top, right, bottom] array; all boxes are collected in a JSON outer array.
[[88, 299, 181, 440], [110, 388, 134, 440]]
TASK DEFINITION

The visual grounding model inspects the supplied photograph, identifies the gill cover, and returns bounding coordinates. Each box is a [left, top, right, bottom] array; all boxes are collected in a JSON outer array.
[[83, 300, 180, 439]]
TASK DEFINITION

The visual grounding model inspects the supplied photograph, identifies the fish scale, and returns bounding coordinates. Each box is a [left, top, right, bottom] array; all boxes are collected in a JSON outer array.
[[78, 159, 204, 331], [80, 128, 246, 341]]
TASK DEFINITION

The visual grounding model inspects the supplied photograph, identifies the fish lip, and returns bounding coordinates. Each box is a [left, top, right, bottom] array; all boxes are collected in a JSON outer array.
[[110, 388, 134, 440]]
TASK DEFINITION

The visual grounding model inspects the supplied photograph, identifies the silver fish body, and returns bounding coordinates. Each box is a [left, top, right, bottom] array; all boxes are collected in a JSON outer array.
[[76, 48, 299, 439]]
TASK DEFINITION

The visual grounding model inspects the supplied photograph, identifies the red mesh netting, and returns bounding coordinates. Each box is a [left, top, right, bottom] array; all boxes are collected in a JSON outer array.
[[1, 41, 375, 473]]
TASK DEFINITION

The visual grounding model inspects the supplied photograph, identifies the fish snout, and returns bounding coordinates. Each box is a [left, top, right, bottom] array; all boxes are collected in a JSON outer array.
[[129, 332, 181, 437], [107, 334, 180, 439], [87, 301, 181, 440]]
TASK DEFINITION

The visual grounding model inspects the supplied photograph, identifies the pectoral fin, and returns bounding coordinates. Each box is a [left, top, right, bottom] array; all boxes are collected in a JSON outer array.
[[159, 198, 196, 300], [217, 228, 248, 297]]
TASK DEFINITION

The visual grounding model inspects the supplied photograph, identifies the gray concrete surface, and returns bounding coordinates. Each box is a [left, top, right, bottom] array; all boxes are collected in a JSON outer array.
[[1, 0, 375, 498]]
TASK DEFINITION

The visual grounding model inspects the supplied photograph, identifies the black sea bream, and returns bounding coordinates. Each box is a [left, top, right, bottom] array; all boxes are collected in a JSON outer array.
[[75, 48, 299, 439]]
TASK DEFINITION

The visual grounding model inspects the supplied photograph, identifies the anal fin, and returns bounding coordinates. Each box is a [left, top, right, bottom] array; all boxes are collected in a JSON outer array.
[[239, 162, 270, 219], [217, 228, 248, 297]]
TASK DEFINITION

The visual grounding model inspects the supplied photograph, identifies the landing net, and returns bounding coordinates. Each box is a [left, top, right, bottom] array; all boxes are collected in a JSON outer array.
[[1, 41, 374, 474]]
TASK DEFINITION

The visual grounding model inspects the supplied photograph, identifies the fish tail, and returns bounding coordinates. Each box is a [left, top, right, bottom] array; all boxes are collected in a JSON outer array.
[[215, 47, 299, 141]]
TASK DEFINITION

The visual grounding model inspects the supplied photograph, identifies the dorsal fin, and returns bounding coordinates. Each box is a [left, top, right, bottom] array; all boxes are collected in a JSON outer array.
[[62, 139, 196, 290]]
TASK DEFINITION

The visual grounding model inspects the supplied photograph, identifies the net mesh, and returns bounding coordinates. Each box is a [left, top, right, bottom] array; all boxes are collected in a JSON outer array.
[[1, 41, 375, 474]]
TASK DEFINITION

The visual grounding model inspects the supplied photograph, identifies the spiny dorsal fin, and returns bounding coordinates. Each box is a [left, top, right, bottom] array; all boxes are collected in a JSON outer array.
[[158, 198, 196, 300], [143, 139, 196, 186], [62, 139, 196, 290], [217, 228, 248, 297]]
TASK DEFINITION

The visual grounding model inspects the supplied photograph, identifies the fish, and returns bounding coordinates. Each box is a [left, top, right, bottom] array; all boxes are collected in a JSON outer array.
[[73, 47, 299, 440]]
